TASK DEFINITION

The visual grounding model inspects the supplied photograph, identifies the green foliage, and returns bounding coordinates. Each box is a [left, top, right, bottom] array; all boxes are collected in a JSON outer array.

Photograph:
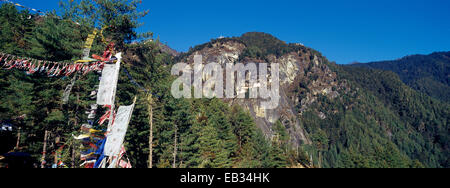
[[177, 32, 314, 63], [300, 63, 449, 168], [27, 14, 85, 61], [60, 0, 152, 48], [239, 32, 290, 59], [0, 3, 34, 55], [353, 52, 450, 102]]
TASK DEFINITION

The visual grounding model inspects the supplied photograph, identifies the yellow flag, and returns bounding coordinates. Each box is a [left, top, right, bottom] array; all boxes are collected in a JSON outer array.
[[83, 29, 99, 49]]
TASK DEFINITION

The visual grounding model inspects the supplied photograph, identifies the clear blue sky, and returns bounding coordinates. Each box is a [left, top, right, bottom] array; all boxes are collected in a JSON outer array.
[[5, 0, 450, 64]]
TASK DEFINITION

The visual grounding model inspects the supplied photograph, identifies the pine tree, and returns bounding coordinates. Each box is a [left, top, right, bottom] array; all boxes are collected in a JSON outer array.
[[0, 4, 34, 55], [27, 14, 84, 61], [60, 0, 152, 49]]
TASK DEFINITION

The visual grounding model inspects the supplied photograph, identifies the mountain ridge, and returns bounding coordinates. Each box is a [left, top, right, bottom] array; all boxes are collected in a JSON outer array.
[[176, 32, 449, 167]]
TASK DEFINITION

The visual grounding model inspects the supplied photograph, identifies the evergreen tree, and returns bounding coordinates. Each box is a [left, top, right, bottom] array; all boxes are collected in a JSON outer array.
[[27, 14, 85, 61], [0, 4, 34, 55], [60, 0, 152, 49]]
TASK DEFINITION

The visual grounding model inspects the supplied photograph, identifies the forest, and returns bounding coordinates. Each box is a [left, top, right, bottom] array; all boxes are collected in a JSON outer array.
[[353, 52, 450, 102], [304, 63, 450, 168]]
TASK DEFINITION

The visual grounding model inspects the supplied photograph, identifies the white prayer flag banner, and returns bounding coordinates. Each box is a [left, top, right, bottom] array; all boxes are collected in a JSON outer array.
[[104, 103, 135, 157], [97, 53, 121, 105]]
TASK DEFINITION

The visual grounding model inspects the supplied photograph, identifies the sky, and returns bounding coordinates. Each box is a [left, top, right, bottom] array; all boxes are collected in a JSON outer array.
[[5, 0, 450, 64]]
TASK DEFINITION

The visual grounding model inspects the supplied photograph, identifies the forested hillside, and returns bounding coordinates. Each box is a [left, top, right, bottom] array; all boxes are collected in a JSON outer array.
[[352, 52, 450, 102], [316, 64, 449, 167]]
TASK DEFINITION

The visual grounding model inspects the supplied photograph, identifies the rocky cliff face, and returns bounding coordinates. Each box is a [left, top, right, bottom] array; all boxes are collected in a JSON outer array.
[[177, 37, 348, 147]]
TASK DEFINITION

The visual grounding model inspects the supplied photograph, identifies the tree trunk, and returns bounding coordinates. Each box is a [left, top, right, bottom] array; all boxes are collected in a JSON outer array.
[[173, 124, 178, 168], [318, 152, 322, 168], [179, 137, 183, 168], [148, 95, 154, 168]]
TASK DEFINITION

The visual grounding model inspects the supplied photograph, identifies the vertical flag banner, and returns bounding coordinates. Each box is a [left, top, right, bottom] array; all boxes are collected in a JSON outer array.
[[97, 53, 121, 105], [104, 103, 135, 157], [82, 29, 99, 58]]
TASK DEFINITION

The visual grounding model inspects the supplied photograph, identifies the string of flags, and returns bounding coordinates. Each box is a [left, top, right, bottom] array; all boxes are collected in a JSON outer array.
[[0, 0, 85, 28], [0, 53, 110, 77], [1, 0, 79, 26], [0, 28, 114, 78], [1, 51, 136, 168]]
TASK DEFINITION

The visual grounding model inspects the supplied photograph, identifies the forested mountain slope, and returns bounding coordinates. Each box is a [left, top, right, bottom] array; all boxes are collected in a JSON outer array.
[[177, 32, 449, 168], [352, 52, 450, 102]]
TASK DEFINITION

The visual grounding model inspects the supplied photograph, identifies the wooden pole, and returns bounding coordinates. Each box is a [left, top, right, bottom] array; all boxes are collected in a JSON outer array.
[[71, 145, 75, 168], [54, 149, 58, 168], [15, 127, 21, 150], [147, 95, 153, 168], [73, 93, 79, 168], [54, 136, 60, 168], [41, 130, 48, 168]]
